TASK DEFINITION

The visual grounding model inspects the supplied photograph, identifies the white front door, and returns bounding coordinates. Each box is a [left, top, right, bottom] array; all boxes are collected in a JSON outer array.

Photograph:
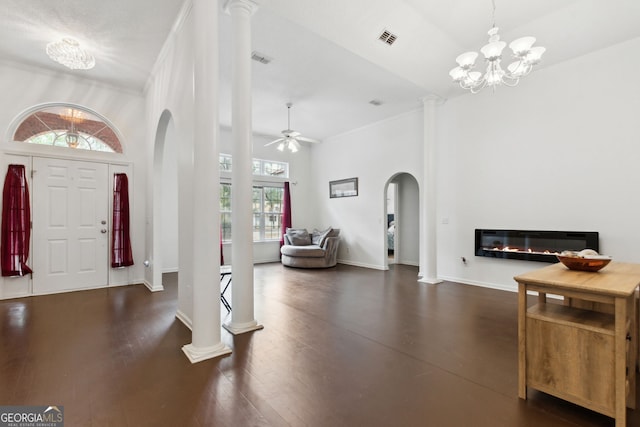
[[32, 157, 109, 294]]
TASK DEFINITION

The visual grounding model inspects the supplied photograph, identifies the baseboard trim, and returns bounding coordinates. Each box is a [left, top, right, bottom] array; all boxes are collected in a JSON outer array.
[[438, 275, 517, 293], [337, 259, 387, 270], [143, 279, 164, 292], [398, 261, 419, 267], [175, 310, 193, 330], [254, 258, 280, 264]]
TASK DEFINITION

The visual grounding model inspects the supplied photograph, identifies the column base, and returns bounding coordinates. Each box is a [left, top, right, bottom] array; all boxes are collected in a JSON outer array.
[[182, 342, 232, 364], [222, 320, 264, 335], [418, 277, 443, 284], [143, 280, 164, 292]]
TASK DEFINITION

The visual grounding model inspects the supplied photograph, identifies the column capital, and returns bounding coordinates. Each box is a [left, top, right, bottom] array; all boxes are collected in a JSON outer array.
[[224, 0, 259, 15], [420, 94, 446, 106]]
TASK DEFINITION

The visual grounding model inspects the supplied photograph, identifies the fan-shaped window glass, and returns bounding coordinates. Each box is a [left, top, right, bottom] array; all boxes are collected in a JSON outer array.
[[13, 105, 122, 153]]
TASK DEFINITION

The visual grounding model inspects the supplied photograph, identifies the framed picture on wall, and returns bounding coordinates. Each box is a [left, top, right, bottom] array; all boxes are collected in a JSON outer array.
[[330, 178, 358, 198]]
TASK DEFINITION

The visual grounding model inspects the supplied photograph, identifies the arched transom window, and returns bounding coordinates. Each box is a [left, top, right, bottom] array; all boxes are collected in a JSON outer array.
[[12, 104, 123, 153]]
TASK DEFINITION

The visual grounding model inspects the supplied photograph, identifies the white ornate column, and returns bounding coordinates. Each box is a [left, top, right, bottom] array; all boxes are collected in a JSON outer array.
[[223, 0, 263, 335], [182, 0, 231, 363], [418, 95, 443, 284]]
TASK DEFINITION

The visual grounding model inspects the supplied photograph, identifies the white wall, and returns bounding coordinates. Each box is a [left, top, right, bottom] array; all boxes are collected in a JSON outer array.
[[311, 111, 424, 269], [308, 37, 640, 290], [437, 37, 640, 291], [0, 60, 146, 299]]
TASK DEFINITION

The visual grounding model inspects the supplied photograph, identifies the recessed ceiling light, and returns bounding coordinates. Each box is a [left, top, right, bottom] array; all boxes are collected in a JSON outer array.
[[46, 38, 95, 70]]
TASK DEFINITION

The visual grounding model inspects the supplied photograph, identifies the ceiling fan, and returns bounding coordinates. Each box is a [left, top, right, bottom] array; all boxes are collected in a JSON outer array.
[[265, 103, 320, 153]]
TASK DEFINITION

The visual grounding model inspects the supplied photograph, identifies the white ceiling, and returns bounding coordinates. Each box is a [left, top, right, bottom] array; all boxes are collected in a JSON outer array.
[[2, 0, 640, 142]]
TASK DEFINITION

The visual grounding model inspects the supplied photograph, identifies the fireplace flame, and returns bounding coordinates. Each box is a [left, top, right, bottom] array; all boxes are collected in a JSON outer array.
[[487, 246, 560, 256]]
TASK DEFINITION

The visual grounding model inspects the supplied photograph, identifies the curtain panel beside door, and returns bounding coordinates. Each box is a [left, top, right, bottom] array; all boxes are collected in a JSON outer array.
[[279, 181, 292, 251], [112, 173, 134, 268], [1, 164, 33, 277]]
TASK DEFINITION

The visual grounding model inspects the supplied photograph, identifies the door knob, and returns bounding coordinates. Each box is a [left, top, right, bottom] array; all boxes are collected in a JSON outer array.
[[101, 229, 107, 234]]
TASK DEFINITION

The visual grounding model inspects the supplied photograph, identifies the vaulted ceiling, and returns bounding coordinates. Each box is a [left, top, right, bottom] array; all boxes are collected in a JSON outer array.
[[1, 0, 639, 142]]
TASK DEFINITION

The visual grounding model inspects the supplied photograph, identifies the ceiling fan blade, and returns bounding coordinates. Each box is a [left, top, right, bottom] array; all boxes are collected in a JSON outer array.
[[265, 138, 284, 147], [296, 136, 321, 144]]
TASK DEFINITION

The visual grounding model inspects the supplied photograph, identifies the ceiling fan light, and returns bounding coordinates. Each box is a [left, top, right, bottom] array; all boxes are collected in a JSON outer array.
[[267, 103, 317, 153]]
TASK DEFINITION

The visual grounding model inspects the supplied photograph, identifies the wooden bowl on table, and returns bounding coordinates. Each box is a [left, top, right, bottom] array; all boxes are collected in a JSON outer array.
[[556, 255, 612, 272]]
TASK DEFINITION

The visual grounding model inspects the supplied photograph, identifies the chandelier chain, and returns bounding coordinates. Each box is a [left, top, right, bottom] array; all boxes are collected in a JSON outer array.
[[491, 0, 496, 28]]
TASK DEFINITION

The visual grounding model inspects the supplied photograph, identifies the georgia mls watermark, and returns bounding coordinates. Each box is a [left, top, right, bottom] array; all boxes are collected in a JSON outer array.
[[0, 406, 64, 427]]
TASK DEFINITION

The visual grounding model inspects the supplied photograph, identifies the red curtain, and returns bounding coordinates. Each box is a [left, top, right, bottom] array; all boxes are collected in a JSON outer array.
[[280, 181, 292, 249], [1, 165, 32, 277], [112, 173, 134, 268]]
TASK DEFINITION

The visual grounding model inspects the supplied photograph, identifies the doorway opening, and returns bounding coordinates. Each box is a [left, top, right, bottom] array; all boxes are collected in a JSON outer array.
[[150, 110, 178, 292], [384, 173, 419, 269], [386, 182, 397, 264]]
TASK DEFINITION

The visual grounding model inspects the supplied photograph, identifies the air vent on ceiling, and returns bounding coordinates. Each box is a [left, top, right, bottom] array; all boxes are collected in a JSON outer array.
[[378, 29, 397, 46], [251, 51, 272, 64]]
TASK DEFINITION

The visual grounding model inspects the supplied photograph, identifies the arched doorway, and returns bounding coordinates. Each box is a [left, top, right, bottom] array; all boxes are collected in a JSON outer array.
[[384, 173, 419, 269], [149, 110, 177, 292]]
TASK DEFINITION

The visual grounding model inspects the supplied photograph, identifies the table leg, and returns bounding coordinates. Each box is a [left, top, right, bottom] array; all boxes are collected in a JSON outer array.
[[628, 294, 637, 409], [537, 292, 547, 305], [637, 287, 639, 372], [614, 297, 627, 427], [518, 282, 527, 400]]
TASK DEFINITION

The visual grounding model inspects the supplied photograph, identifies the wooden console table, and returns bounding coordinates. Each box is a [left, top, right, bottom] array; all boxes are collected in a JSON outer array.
[[515, 262, 639, 427]]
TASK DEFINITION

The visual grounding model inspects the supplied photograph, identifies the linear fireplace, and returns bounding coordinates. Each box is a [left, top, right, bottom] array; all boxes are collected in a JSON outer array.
[[475, 229, 599, 263]]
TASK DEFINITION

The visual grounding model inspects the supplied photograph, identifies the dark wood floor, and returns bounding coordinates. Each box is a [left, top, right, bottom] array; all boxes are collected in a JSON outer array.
[[1, 263, 638, 426]]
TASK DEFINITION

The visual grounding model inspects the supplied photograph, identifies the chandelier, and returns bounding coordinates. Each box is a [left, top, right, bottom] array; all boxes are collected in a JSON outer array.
[[60, 108, 85, 148], [449, 1, 545, 93], [46, 38, 95, 70]]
